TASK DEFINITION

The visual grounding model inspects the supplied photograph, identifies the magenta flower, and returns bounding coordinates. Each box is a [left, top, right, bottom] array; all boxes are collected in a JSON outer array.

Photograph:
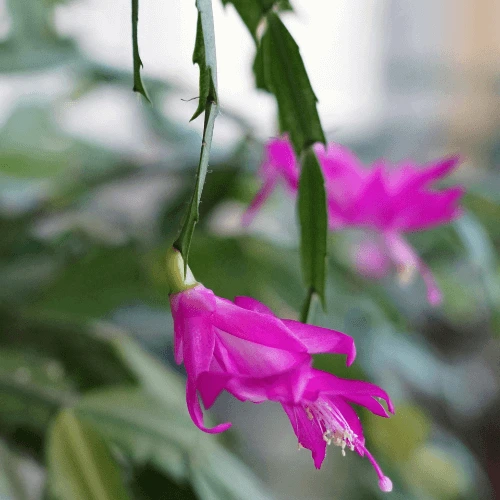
[[167, 248, 355, 433], [244, 137, 464, 305], [166, 248, 394, 491]]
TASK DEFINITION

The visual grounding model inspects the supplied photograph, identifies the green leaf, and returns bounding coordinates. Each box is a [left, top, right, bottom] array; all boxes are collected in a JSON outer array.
[[78, 335, 273, 499], [131, 0, 150, 102], [190, 1, 218, 121], [76, 388, 194, 481], [113, 337, 187, 413], [47, 409, 131, 500], [297, 149, 327, 308], [221, 0, 293, 41], [174, 0, 219, 269], [256, 13, 325, 153]]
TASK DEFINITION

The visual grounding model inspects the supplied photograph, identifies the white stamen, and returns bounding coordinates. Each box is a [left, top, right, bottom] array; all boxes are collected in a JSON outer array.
[[308, 402, 357, 458]]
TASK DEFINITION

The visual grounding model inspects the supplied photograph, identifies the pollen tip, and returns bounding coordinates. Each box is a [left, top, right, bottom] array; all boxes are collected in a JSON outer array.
[[379, 476, 393, 492]]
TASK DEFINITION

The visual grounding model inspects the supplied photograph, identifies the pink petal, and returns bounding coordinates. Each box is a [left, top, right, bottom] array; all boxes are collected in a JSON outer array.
[[282, 403, 327, 469], [170, 285, 216, 365], [215, 328, 309, 377], [169, 294, 184, 364], [264, 136, 299, 190], [342, 394, 391, 418], [305, 371, 395, 414], [212, 298, 306, 351], [242, 176, 278, 227], [281, 319, 356, 366], [393, 186, 464, 231], [233, 296, 275, 315], [182, 314, 216, 381], [186, 379, 231, 434], [198, 363, 310, 407], [404, 156, 461, 190]]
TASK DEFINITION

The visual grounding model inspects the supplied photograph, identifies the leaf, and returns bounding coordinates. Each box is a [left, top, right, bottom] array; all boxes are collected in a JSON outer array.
[[113, 337, 187, 413], [191, 9, 217, 121], [191, 445, 272, 500], [174, 0, 219, 269], [47, 409, 131, 500], [76, 388, 194, 481], [190, 2, 218, 121], [256, 13, 325, 153], [78, 335, 273, 499], [297, 149, 327, 308], [131, 0, 150, 102], [221, 0, 293, 41]]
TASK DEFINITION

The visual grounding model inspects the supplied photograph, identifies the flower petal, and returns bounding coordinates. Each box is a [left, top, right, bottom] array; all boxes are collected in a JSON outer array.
[[215, 328, 309, 377], [186, 379, 231, 434], [282, 403, 327, 469], [342, 394, 391, 418], [182, 314, 216, 381], [212, 298, 306, 351], [198, 362, 311, 408], [242, 176, 278, 227], [233, 296, 275, 315], [281, 319, 356, 366], [304, 370, 395, 414]]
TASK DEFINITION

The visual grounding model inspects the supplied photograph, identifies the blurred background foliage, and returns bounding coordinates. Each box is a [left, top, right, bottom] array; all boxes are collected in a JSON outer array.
[[0, 0, 499, 499]]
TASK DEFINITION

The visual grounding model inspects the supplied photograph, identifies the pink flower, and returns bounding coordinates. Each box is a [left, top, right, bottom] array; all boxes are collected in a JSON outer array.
[[167, 249, 355, 434], [166, 249, 393, 491], [244, 137, 464, 305]]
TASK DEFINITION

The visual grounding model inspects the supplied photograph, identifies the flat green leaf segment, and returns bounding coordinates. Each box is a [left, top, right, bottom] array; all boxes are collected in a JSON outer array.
[[298, 149, 327, 310], [221, 0, 292, 41], [174, 0, 219, 270], [131, 0, 150, 102], [255, 13, 325, 154], [47, 409, 131, 500]]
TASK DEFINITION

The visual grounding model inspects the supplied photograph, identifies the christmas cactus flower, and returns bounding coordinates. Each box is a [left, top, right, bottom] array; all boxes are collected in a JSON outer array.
[[166, 248, 355, 433], [244, 137, 464, 305], [166, 248, 394, 492]]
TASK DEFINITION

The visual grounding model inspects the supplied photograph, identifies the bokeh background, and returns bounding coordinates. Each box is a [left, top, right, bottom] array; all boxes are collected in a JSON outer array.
[[0, 0, 499, 499]]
